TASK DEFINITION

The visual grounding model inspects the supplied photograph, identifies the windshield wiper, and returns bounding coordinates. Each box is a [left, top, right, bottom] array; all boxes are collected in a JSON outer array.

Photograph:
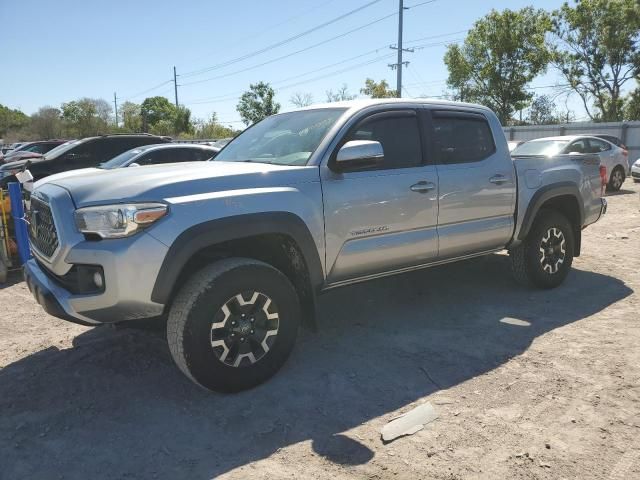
[[242, 159, 273, 164]]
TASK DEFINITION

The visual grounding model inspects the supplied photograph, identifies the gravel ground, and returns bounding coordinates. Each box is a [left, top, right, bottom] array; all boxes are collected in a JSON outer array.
[[1, 182, 639, 480]]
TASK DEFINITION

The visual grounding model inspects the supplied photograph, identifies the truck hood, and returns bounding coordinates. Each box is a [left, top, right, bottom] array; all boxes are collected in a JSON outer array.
[[42, 161, 319, 207]]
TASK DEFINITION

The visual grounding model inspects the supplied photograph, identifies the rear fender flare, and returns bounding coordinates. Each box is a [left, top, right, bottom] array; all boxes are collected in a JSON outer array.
[[517, 182, 584, 241]]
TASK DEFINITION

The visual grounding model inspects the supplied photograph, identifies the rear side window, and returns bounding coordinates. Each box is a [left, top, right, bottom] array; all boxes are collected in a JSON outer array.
[[587, 138, 611, 153], [137, 148, 203, 166], [344, 114, 422, 170], [432, 114, 495, 164], [564, 139, 588, 154]]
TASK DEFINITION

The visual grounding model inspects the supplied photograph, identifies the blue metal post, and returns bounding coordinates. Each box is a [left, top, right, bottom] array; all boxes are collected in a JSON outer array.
[[8, 182, 31, 265]]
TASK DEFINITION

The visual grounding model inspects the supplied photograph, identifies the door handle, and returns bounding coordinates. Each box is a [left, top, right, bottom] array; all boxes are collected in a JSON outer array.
[[410, 181, 436, 193], [489, 174, 508, 185]]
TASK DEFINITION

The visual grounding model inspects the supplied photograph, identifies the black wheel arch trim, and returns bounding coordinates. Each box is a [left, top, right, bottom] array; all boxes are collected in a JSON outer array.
[[151, 212, 325, 308], [517, 182, 584, 241]]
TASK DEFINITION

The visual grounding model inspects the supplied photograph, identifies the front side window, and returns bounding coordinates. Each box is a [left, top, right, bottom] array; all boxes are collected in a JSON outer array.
[[432, 115, 495, 164], [342, 114, 423, 170], [214, 108, 346, 166]]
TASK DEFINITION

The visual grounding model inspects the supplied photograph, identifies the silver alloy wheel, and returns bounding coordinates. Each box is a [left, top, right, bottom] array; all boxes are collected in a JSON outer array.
[[611, 169, 624, 189], [210, 291, 279, 367], [539, 227, 566, 274]]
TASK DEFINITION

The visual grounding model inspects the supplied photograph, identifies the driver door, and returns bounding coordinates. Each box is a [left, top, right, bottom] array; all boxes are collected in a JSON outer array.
[[321, 109, 439, 284]]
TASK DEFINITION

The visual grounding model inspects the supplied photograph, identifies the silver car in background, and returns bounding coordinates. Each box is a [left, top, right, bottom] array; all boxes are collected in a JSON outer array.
[[631, 158, 640, 183], [100, 143, 220, 169], [512, 135, 630, 191]]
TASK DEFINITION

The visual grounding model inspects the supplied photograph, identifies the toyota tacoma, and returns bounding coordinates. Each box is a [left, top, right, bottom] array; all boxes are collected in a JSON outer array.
[[22, 99, 607, 392]]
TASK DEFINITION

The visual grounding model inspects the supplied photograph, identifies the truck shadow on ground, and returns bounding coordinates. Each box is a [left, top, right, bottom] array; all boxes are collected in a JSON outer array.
[[0, 254, 633, 479], [605, 188, 636, 197]]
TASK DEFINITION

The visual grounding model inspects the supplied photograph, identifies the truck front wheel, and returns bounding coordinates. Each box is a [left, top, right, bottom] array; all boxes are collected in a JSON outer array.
[[167, 258, 300, 392], [509, 210, 574, 289]]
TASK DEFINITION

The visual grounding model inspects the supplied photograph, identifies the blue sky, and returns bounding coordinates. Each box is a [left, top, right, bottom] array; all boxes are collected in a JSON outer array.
[[1, 0, 590, 126]]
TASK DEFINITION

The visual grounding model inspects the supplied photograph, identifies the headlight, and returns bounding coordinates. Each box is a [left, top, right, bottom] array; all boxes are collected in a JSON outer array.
[[74, 203, 167, 239]]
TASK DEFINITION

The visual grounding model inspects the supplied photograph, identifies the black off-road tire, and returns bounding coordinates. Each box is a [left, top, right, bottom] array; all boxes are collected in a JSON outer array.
[[607, 166, 625, 192], [167, 257, 300, 393], [509, 210, 574, 289]]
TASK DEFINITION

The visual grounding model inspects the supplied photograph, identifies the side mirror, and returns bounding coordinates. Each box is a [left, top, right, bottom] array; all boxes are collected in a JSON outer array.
[[334, 140, 384, 170]]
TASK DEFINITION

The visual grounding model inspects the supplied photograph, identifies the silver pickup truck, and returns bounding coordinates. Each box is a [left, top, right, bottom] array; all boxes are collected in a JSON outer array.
[[23, 99, 606, 392]]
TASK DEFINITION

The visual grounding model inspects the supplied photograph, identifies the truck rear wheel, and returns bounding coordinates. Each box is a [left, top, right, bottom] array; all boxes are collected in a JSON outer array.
[[509, 210, 574, 289], [167, 258, 300, 392]]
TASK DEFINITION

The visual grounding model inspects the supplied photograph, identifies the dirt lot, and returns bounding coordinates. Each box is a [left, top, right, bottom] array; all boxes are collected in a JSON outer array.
[[1, 183, 639, 480]]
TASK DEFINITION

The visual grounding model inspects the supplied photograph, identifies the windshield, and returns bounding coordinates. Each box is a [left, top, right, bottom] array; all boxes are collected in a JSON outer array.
[[43, 139, 83, 160], [214, 108, 346, 165], [100, 149, 143, 169], [512, 140, 570, 156]]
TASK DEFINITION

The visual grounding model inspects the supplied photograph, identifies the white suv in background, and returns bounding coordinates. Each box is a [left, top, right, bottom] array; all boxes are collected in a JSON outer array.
[[631, 158, 640, 183]]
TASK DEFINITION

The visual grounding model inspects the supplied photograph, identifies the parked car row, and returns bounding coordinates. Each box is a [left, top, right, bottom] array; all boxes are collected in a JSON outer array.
[[511, 134, 631, 192], [0, 140, 67, 164], [0, 134, 223, 186]]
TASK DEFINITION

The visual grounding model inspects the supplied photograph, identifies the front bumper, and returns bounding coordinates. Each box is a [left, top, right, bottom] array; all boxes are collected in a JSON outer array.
[[23, 183, 171, 325], [23, 260, 95, 326]]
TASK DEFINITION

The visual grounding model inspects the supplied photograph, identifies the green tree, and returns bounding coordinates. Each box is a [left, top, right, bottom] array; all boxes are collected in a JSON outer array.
[[30, 106, 63, 139], [0, 104, 30, 137], [326, 84, 356, 102], [140, 96, 176, 128], [360, 79, 397, 99], [192, 113, 238, 139], [61, 98, 112, 137], [443, 45, 473, 101], [444, 8, 551, 124], [237, 82, 280, 125], [624, 88, 640, 120], [173, 105, 193, 135], [120, 101, 143, 132], [149, 119, 174, 136], [552, 0, 640, 121], [527, 95, 563, 125]]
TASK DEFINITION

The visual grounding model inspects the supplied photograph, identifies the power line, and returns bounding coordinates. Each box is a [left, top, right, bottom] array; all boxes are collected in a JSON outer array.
[[188, 0, 340, 64], [404, 29, 468, 45], [180, 12, 398, 87], [180, 0, 384, 79], [121, 79, 173, 102], [125, 0, 442, 100], [276, 53, 396, 91], [184, 52, 396, 106], [182, 35, 461, 106], [183, 47, 389, 104]]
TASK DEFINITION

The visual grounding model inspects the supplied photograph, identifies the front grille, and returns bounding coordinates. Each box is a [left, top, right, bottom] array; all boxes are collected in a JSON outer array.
[[29, 197, 59, 258]]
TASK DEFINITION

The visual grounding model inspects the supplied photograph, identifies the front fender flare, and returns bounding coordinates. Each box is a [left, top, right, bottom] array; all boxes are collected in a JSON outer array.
[[150, 212, 324, 306]]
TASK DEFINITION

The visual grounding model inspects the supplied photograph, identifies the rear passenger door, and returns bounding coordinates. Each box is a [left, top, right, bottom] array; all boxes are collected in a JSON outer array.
[[322, 108, 439, 284], [429, 109, 516, 259]]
